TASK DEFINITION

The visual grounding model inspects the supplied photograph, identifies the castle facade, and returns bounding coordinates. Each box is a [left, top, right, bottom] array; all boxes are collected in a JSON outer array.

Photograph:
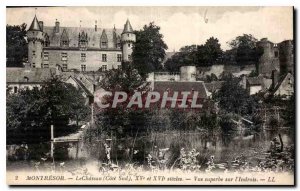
[[27, 15, 136, 72]]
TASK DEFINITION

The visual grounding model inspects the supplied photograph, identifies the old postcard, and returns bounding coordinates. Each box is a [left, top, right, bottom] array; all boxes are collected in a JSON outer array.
[[6, 6, 294, 185]]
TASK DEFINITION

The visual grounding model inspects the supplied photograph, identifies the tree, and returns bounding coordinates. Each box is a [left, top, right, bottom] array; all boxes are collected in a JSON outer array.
[[282, 93, 295, 128], [201, 37, 223, 65], [214, 78, 258, 115], [164, 37, 223, 72], [6, 77, 90, 144], [227, 34, 261, 65], [132, 22, 168, 78], [6, 23, 28, 67], [96, 65, 150, 138]]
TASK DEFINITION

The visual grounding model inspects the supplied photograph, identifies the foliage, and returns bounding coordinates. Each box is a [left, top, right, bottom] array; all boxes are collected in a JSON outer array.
[[281, 93, 295, 128], [96, 66, 150, 139], [6, 77, 90, 144], [214, 77, 258, 115], [132, 22, 168, 78], [164, 37, 223, 72], [227, 34, 262, 65], [6, 23, 28, 67]]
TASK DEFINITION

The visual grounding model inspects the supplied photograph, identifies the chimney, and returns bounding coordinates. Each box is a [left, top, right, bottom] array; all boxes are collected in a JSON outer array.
[[38, 21, 43, 32], [55, 19, 60, 33], [272, 70, 279, 89], [95, 20, 97, 32]]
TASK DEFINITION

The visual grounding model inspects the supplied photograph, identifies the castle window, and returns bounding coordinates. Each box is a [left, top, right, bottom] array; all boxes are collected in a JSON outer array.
[[128, 34, 130, 37], [61, 52, 68, 61], [32, 51, 36, 56], [102, 54, 107, 62], [62, 40, 68, 46], [14, 86, 18, 93], [81, 53, 86, 62], [32, 63, 36, 68], [62, 64, 68, 71], [101, 41, 108, 48], [128, 43, 131, 47], [43, 52, 49, 60], [117, 54, 122, 62], [102, 65, 107, 71], [81, 65, 86, 72], [43, 63, 49, 68]]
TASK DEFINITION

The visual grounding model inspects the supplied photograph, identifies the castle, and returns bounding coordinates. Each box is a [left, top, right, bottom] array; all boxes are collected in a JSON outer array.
[[256, 38, 294, 77], [27, 14, 136, 71]]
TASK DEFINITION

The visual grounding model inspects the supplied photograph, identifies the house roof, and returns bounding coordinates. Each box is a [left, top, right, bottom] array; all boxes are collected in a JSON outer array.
[[247, 76, 262, 85], [69, 76, 93, 97], [43, 26, 123, 49], [6, 68, 56, 83], [29, 15, 42, 31], [271, 73, 293, 94], [153, 81, 209, 99]]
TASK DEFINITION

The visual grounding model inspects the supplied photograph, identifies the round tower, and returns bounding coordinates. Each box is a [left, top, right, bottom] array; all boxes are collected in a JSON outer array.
[[256, 38, 275, 77], [279, 40, 294, 75], [121, 19, 136, 62], [27, 15, 44, 68]]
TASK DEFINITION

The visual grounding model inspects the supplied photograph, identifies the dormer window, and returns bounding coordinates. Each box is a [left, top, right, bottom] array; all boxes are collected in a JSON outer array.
[[60, 29, 69, 47], [78, 31, 88, 50], [101, 41, 108, 48], [100, 29, 108, 49]]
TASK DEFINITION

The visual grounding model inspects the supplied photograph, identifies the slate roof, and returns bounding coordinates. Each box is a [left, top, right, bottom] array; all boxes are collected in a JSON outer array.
[[6, 68, 56, 83], [153, 81, 209, 99], [271, 73, 293, 94], [43, 26, 123, 49], [247, 76, 262, 86], [123, 19, 133, 33], [29, 15, 42, 31]]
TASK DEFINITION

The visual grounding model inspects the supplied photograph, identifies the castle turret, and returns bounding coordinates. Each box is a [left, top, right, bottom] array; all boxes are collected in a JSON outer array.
[[121, 19, 136, 62], [279, 40, 294, 75], [256, 38, 279, 77], [27, 15, 44, 68]]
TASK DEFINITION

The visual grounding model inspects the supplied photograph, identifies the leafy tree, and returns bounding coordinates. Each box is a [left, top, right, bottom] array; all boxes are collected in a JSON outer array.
[[164, 37, 223, 72], [201, 37, 223, 65], [132, 22, 168, 78], [6, 23, 28, 67], [96, 65, 150, 138], [6, 77, 90, 144], [214, 77, 258, 115], [282, 93, 295, 128], [227, 34, 262, 65]]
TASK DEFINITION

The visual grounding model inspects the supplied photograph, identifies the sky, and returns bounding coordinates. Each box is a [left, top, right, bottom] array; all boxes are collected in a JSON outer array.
[[6, 6, 293, 51]]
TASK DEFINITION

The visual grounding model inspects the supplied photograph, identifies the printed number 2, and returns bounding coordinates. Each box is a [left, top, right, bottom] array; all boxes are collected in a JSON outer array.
[[15, 176, 18, 180]]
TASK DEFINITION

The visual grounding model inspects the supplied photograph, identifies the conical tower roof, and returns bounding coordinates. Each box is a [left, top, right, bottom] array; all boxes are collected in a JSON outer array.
[[29, 15, 42, 31], [123, 19, 133, 33]]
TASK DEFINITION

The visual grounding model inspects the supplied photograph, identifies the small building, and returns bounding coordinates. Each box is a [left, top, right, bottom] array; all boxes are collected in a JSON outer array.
[[65, 76, 94, 105], [6, 67, 56, 94], [246, 77, 263, 95], [153, 81, 212, 110]]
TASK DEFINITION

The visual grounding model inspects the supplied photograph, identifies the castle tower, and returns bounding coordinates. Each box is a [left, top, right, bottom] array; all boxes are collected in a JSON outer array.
[[27, 15, 44, 68], [256, 38, 279, 78], [121, 19, 136, 62], [279, 40, 294, 75]]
